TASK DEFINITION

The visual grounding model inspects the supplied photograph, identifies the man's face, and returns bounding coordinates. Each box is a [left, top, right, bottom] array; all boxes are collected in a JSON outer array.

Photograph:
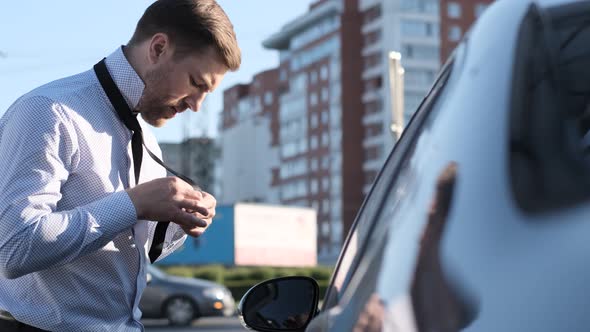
[[136, 46, 228, 127]]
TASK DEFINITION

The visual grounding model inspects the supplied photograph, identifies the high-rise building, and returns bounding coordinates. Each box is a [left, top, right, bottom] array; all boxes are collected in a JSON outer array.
[[440, 0, 494, 63], [358, 0, 441, 194], [261, 0, 363, 263]]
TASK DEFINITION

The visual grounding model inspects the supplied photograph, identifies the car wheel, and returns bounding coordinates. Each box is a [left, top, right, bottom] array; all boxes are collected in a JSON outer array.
[[164, 296, 198, 326]]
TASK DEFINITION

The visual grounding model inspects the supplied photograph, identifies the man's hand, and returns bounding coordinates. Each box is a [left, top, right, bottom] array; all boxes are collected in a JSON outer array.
[[126, 177, 212, 232], [181, 190, 216, 237]]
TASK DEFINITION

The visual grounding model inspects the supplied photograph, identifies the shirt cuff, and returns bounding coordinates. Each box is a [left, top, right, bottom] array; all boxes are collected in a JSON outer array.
[[82, 191, 137, 238]]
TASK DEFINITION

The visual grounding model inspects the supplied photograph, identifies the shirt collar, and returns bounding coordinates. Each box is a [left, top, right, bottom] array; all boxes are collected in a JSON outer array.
[[104, 46, 145, 110]]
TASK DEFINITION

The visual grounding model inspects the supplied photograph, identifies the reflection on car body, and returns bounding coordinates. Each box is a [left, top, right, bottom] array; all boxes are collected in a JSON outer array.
[[238, 0, 590, 331]]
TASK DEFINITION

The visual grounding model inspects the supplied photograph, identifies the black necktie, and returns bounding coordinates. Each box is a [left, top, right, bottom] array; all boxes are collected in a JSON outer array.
[[93, 58, 199, 263]]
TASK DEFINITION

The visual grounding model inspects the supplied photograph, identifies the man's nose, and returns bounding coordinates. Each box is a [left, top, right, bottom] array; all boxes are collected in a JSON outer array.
[[185, 92, 207, 112]]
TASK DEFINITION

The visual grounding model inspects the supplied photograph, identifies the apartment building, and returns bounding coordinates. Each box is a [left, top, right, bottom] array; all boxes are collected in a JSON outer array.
[[259, 0, 364, 263]]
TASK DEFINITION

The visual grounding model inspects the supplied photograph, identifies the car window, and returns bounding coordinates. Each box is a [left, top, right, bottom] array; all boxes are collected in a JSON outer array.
[[322, 54, 456, 311]]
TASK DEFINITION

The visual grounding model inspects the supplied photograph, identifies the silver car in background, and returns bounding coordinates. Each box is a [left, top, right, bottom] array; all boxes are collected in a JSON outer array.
[[140, 265, 235, 326]]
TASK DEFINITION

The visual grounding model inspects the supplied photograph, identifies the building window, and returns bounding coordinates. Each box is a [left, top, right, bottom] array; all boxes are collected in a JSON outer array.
[[321, 110, 329, 124], [475, 3, 489, 17], [447, 2, 461, 18], [364, 99, 383, 115], [363, 52, 382, 70], [401, 20, 439, 38], [400, 0, 439, 13], [321, 87, 329, 102], [403, 44, 440, 60], [311, 113, 318, 128], [311, 135, 319, 150], [309, 71, 318, 85], [448, 25, 462, 42], [264, 91, 273, 106], [363, 76, 383, 94], [405, 68, 436, 86], [280, 69, 288, 81], [311, 158, 318, 171], [362, 29, 382, 48], [362, 4, 382, 25], [365, 124, 383, 139], [321, 222, 330, 236], [322, 178, 330, 192], [365, 144, 384, 161], [320, 65, 329, 81], [311, 179, 319, 194], [310, 92, 318, 106], [322, 157, 330, 169]]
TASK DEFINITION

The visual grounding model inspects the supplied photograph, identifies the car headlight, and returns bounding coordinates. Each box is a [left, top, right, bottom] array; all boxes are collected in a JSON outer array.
[[202, 288, 226, 300]]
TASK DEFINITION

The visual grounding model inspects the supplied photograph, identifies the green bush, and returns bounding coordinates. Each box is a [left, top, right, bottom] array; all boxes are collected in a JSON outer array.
[[310, 266, 333, 281], [248, 266, 276, 280], [191, 264, 225, 284], [159, 264, 334, 297], [159, 264, 335, 303], [223, 267, 253, 281], [225, 279, 263, 301], [159, 266, 195, 278]]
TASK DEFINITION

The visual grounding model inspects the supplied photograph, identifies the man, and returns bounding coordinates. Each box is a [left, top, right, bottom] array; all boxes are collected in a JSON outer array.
[[0, 0, 240, 330]]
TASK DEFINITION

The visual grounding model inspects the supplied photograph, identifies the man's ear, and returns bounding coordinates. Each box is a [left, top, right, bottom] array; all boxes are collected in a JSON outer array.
[[148, 33, 170, 64]]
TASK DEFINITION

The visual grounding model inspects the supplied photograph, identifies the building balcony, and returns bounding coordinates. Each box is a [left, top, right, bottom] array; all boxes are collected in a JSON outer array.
[[362, 63, 384, 81], [362, 111, 384, 126]]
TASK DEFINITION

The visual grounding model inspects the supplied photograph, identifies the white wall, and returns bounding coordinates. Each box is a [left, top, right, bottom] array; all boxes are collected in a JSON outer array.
[[220, 115, 278, 204]]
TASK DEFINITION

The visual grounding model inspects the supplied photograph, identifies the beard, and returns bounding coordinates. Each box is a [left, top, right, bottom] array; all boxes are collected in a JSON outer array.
[[135, 64, 180, 127]]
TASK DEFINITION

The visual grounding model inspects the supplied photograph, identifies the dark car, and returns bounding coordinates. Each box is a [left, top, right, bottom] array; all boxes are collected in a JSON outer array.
[[140, 265, 235, 326], [238, 0, 590, 331]]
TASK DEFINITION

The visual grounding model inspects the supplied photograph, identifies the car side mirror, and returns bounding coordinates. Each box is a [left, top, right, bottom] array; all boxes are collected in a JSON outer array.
[[146, 272, 152, 284], [238, 276, 319, 332]]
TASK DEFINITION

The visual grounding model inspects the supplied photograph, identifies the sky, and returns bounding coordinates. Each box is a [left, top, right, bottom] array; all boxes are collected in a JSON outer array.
[[0, 0, 314, 143]]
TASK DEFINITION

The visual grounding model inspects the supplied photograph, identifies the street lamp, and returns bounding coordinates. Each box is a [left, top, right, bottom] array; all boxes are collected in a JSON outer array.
[[388, 51, 405, 140]]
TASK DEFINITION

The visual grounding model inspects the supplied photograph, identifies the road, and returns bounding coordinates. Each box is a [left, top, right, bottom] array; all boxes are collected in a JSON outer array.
[[143, 316, 244, 332]]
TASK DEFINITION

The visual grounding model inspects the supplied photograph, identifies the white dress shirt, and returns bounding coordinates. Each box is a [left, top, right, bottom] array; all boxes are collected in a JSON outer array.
[[0, 47, 187, 331]]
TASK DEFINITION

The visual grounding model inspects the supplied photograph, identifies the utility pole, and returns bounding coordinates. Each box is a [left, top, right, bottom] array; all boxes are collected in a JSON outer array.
[[388, 51, 405, 140]]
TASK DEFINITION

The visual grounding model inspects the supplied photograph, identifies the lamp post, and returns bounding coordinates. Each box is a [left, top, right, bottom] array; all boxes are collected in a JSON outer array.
[[388, 51, 405, 140]]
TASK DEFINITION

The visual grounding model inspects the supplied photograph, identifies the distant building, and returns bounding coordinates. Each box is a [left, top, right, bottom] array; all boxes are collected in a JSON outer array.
[[160, 137, 218, 194], [219, 69, 281, 205], [262, 0, 364, 264], [440, 0, 494, 63]]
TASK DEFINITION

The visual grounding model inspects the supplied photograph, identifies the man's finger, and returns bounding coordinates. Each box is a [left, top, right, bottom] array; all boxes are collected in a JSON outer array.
[[177, 200, 208, 216], [181, 224, 207, 238], [172, 211, 207, 228]]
